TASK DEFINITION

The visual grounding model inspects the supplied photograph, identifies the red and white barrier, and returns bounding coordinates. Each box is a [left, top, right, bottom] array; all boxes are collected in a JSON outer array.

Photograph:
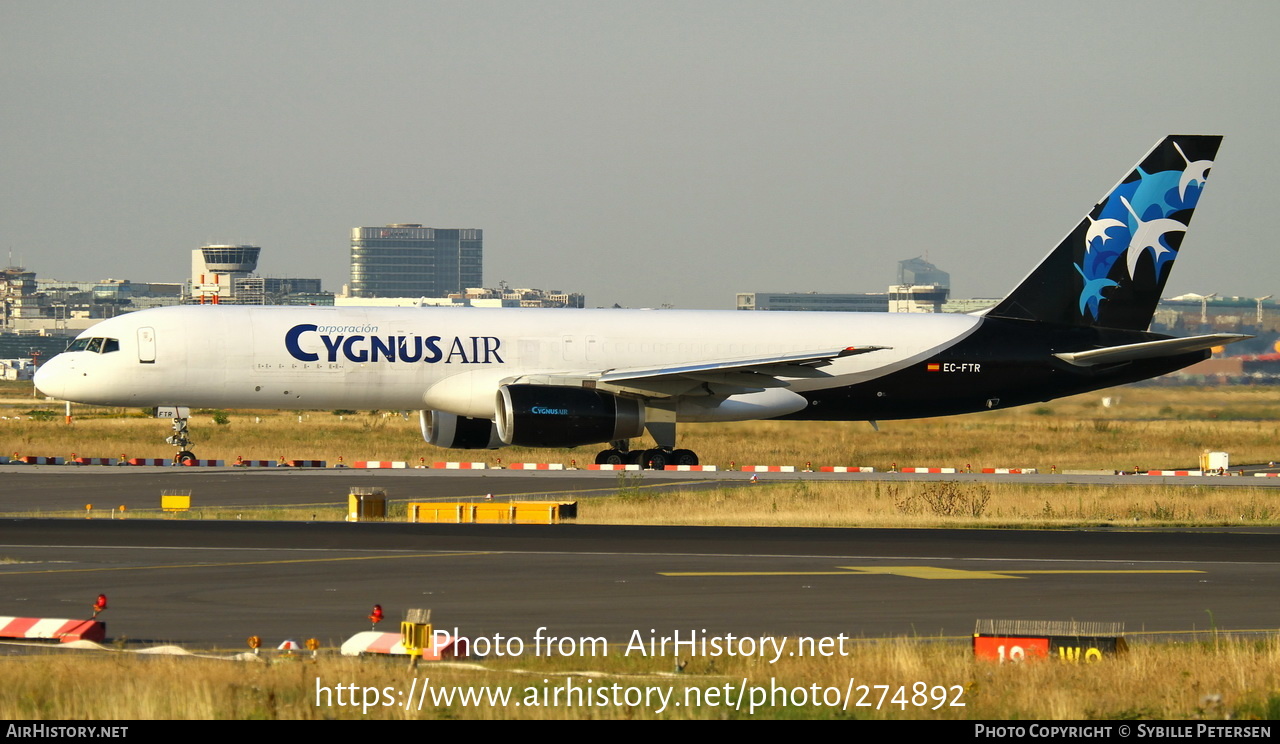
[[234, 460, 278, 467], [353, 461, 408, 469], [740, 465, 795, 472], [663, 465, 719, 471], [899, 467, 958, 474], [19, 456, 64, 465], [180, 459, 225, 467], [339, 631, 467, 659], [1254, 472, 1280, 477], [72, 458, 115, 466], [1145, 470, 1202, 476], [980, 468, 1038, 474], [0, 616, 105, 643], [588, 464, 640, 470], [432, 462, 488, 469], [283, 460, 327, 468], [819, 466, 876, 473], [128, 458, 169, 466], [507, 463, 565, 470]]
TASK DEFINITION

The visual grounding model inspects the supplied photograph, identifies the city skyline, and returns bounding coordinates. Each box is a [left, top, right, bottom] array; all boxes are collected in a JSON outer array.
[[3, 2, 1278, 309]]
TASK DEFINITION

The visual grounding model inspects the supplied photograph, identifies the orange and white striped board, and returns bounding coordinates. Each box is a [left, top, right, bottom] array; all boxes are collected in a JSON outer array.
[[900, 467, 958, 473], [0, 616, 105, 643], [180, 459, 225, 467], [980, 468, 1037, 474], [338, 631, 466, 659], [1145, 470, 1202, 476], [19, 456, 64, 465], [818, 466, 876, 473], [353, 461, 408, 469], [128, 458, 169, 466], [662, 465, 719, 471], [431, 462, 488, 469], [507, 463, 565, 470], [72, 458, 115, 466], [587, 464, 640, 471], [740, 465, 795, 472]]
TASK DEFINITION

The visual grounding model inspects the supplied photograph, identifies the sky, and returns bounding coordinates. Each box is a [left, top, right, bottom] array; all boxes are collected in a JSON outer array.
[[3, 1, 1278, 309]]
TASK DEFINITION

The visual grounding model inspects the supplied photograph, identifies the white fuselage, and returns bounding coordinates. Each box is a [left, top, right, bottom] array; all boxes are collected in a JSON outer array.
[[35, 304, 979, 421]]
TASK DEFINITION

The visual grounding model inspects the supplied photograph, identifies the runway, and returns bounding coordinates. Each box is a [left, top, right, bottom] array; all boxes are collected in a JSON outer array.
[[2, 513, 1277, 651]]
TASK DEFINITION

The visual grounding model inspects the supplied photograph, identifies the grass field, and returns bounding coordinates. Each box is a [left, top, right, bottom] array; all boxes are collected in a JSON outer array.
[[0, 637, 1276, 720]]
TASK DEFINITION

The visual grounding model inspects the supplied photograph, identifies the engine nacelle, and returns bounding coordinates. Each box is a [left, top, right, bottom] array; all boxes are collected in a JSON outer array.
[[495, 385, 645, 447], [420, 410, 505, 449]]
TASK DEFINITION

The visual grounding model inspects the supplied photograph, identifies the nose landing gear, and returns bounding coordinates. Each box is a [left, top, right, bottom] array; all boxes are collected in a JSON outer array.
[[164, 413, 197, 465]]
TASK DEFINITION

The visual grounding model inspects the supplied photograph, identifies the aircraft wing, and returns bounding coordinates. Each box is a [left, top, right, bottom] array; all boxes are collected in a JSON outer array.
[[506, 346, 890, 397], [1053, 334, 1250, 367]]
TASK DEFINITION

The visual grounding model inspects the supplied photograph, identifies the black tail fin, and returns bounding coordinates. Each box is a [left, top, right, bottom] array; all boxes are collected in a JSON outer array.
[[988, 135, 1222, 331]]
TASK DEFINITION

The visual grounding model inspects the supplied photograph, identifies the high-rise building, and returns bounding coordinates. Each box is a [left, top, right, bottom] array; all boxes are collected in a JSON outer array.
[[350, 224, 482, 298]]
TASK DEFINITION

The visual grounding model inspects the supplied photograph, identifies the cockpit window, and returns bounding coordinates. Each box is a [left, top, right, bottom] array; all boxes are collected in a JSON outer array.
[[66, 337, 120, 354]]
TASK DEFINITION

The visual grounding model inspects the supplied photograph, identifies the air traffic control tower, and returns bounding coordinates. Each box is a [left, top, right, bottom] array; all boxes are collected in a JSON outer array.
[[190, 244, 261, 303]]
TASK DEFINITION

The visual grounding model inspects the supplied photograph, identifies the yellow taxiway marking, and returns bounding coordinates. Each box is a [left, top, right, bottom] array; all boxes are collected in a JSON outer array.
[[660, 566, 1206, 580], [0, 552, 492, 576]]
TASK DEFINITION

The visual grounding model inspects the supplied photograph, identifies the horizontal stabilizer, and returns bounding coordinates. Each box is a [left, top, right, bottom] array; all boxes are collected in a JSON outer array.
[[1053, 333, 1250, 367]]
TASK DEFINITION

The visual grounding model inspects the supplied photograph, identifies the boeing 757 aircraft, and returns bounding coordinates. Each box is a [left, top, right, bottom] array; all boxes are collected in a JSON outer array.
[[35, 135, 1244, 467]]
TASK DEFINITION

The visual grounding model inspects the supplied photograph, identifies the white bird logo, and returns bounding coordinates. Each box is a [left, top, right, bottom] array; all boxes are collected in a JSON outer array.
[[1121, 196, 1186, 279], [1173, 141, 1213, 200], [1085, 215, 1126, 249]]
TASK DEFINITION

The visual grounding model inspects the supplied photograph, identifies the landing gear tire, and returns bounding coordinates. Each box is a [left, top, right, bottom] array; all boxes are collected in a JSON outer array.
[[670, 449, 698, 466], [642, 448, 670, 470], [595, 449, 626, 465], [174, 450, 196, 466]]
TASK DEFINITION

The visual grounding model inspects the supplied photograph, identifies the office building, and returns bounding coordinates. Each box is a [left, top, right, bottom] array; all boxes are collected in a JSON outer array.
[[350, 224, 482, 298]]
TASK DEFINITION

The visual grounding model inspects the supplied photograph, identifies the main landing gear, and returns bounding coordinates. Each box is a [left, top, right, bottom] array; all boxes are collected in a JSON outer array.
[[594, 407, 699, 469], [594, 442, 699, 469], [165, 413, 197, 465]]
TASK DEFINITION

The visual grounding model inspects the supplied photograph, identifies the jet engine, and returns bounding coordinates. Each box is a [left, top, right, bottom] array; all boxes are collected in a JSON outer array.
[[420, 410, 505, 449], [495, 385, 645, 447]]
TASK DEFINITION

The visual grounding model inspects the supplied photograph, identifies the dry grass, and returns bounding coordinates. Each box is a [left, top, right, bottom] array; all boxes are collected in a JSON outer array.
[[580, 479, 1280, 528], [3, 383, 1278, 470], [0, 638, 1276, 719]]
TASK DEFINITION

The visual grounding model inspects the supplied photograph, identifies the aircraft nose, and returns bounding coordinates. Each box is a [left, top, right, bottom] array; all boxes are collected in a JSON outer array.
[[33, 356, 67, 399]]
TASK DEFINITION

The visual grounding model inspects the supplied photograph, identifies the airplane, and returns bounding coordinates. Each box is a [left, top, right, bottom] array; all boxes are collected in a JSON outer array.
[[34, 135, 1246, 467]]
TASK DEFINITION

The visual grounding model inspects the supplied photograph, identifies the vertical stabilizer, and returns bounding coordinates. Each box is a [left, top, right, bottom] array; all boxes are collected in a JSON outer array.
[[988, 135, 1222, 330]]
